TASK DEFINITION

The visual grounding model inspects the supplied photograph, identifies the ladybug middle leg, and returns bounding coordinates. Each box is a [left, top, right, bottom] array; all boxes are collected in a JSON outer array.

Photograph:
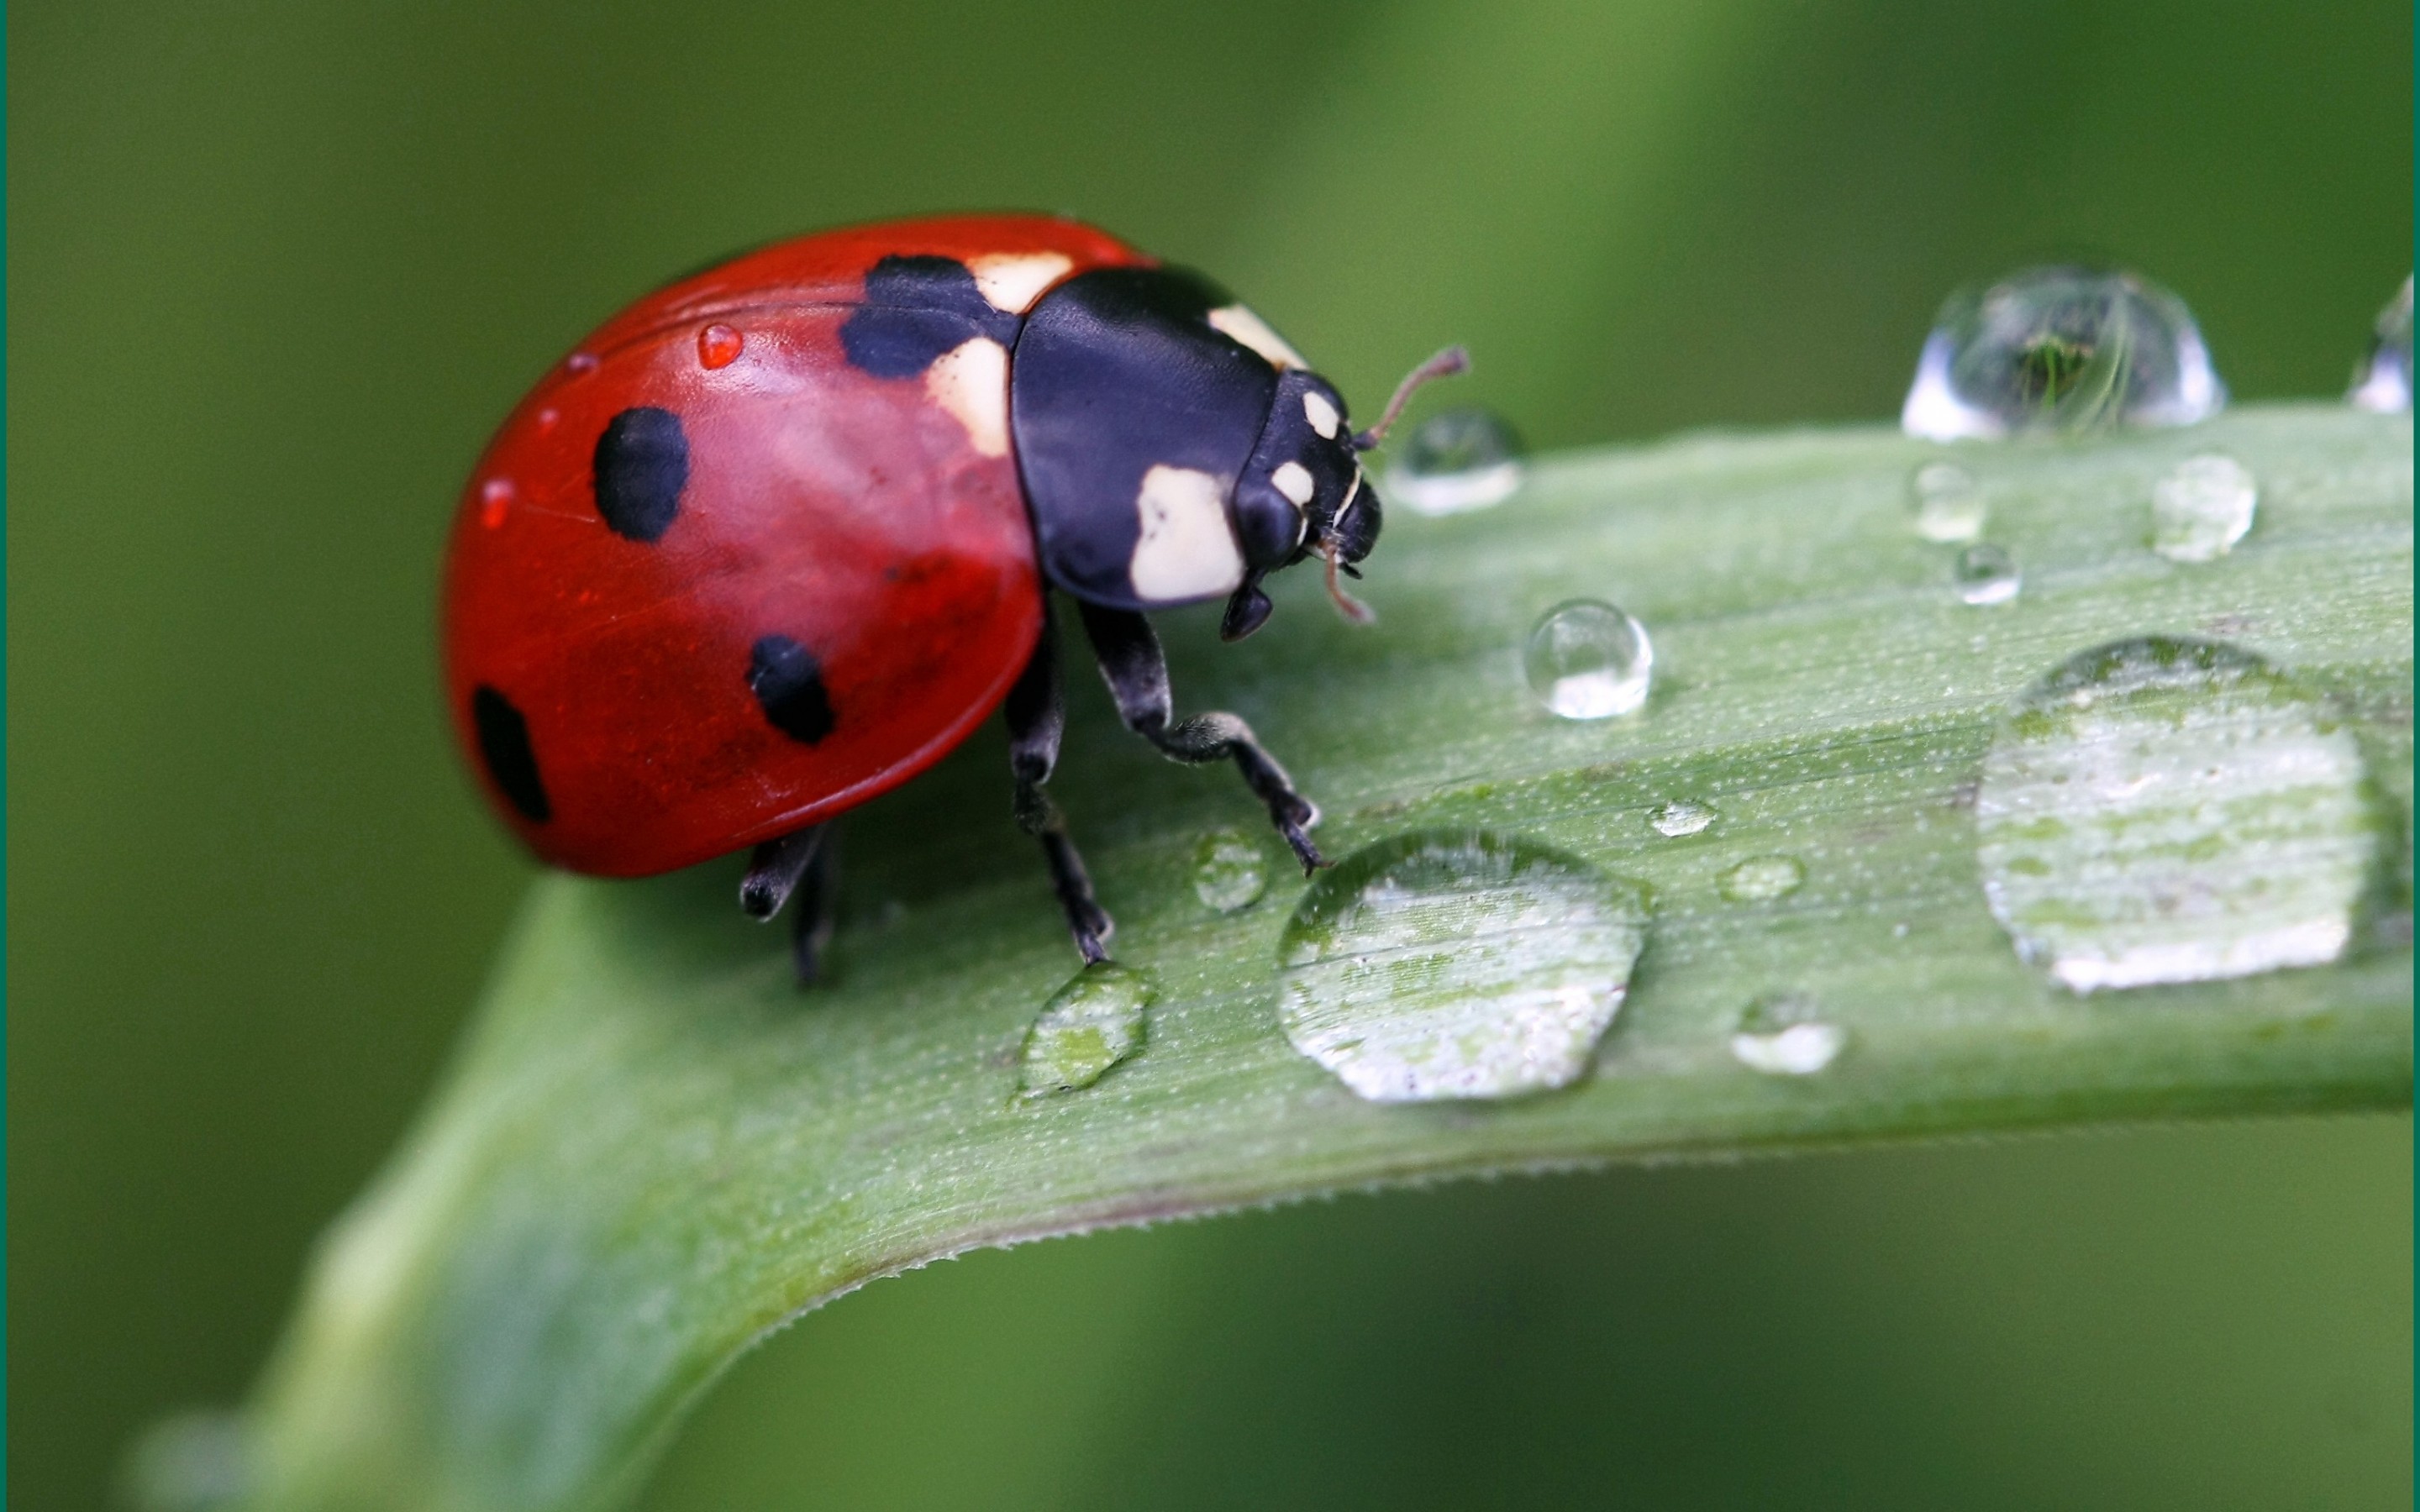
[[741, 822, 837, 984], [1075, 602, 1327, 874], [1006, 599, 1115, 963]]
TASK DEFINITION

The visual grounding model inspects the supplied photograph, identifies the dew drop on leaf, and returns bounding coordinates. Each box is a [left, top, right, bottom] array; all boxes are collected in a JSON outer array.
[[1276, 831, 1650, 1103], [2348, 275, 2412, 414], [1386, 407, 1527, 516], [1192, 828, 1267, 913], [1718, 855, 1805, 903], [1728, 994, 1847, 1075], [1975, 637, 2380, 992], [1649, 800, 1716, 837], [1018, 963, 1154, 1097], [1524, 600, 1652, 719], [1954, 543, 2021, 606], [1902, 265, 2225, 440], [2151, 453, 2258, 563], [1910, 461, 1986, 542]]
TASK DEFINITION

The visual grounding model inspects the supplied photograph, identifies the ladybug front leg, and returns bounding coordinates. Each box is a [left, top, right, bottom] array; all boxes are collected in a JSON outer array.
[[741, 822, 837, 984], [1073, 602, 1327, 874], [1007, 599, 1115, 963]]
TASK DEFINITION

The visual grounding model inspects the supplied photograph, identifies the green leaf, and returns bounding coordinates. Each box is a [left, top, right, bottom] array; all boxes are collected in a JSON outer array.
[[218, 405, 2410, 1512]]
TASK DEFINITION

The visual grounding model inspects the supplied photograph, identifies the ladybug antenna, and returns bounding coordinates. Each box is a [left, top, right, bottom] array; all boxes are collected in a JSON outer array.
[[1352, 345, 1470, 451], [1315, 537, 1376, 625]]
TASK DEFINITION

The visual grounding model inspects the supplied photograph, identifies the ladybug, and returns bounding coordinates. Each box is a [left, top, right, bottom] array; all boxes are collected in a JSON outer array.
[[443, 213, 1462, 979]]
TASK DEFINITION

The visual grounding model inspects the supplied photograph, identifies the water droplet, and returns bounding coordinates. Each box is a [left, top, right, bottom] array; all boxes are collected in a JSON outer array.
[[1192, 827, 1267, 912], [1649, 801, 1715, 837], [1728, 994, 1847, 1075], [1954, 543, 2021, 606], [1909, 461, 1986, 541], [698, 323, 744, 370], [2151, 453, 2258, 562], [1523, 600, 1652, 719], [1718, 855, 1805, 902], [477, 478, 514, 529], [1901, 265, 2225, 439], [122, 1410, 250, 1512], [1277, 830, 1650, 1103], [1976, 638, 2378, 992], [2348, 275, 2412, 413], [1386, 407, 1528, 516], [564, 351, 599, 375], [534, 407, 560, 434], [1018, 962, 1153, 1097]]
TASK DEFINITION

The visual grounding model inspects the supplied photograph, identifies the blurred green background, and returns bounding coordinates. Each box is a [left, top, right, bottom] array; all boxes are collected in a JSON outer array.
[[9, 2, 2411, 1508]]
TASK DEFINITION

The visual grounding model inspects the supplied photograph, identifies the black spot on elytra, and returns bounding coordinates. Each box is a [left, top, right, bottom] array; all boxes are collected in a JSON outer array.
[[749, 636, 837, 743], [593, 407, 688, 542], [471, 685, 551, 823], [839, 255, 1021, 378]]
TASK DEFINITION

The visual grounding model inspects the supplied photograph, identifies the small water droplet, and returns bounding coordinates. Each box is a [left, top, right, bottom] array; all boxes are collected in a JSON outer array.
[[1018, 962, 1153, 1097], [2150, 453, 2258, 562], [1387, 407, 1528, 515], [565, 351, 599, 375], [1524, 600, 1652, 719], [1728, 994, 1847, 1075], [698, 323, 744, 370], [1902, 265, 2225, 439], [534, 407, 560, 434], [1910, 461, 1986, 541], [1277, 830, 1650, 1103], [1954, 543, 2021, 606], [1976, 637, 2379, 992], [122, 1410, 250, 1512], [478, 478, 515, 529], [2348, 275, 2412, 413], [1192, 827, 1267, 912], [1649, 801, 1715, 837], [1718, 855, 1805, 902]]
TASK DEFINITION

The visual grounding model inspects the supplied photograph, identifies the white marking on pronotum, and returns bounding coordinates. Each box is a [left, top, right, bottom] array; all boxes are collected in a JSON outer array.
[[1130, 465, 1245, 601], [1271, 460, 1316, 506], [1302, 390, 1340, 438], [1208, 305, 1307, 370], [925, 338, 1010, 457], [968, 252, 1074, 315], [1332, 468, 1365, 527]]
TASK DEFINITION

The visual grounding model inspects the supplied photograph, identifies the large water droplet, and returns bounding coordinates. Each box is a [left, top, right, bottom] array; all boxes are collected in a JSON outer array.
[[1910, 461, 1986, 542], [1649, 800, 1716, 837], [1954, 544, 2021, 606], [1277, 831, 1650, 1103], [1524, 600, 1652, 719], [1718, 855, 1805, 902], [2348, 275, 2412, 414], [1728, 994, 1847, 1076], [2151, 453, 2258, 563], [1192, 827, 1267, 913], [1901, 265, 2225, 440], [1018, 963, 1153, 1097], [1976, 638, 2379, 993], [1386, 407, 1527, 516]]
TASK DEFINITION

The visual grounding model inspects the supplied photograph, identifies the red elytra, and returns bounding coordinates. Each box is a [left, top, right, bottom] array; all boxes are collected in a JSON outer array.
[[441, 215, 1150, 876]]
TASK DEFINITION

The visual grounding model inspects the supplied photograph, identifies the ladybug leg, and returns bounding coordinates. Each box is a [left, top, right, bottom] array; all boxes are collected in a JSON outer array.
[[1007, 600, 1114, 963], [741, 823, 838, 984], [1075, 602, 1327, 874]]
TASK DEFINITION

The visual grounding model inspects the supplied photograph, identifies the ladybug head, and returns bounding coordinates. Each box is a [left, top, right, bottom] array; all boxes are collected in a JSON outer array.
[[1222, 346, 1470, 641]]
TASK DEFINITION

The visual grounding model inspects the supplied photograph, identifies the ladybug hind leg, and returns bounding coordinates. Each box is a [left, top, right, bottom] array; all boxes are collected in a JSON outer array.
[[1074, 602, 1327, 874], [741, 822, 838, 984], [1007, 599, 1115, 963]]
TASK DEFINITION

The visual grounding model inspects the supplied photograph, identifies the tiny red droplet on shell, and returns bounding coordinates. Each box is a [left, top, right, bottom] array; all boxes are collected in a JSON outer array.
[[698, 323, 744, 370], [534, 407, 560, 434], [565, 352, 599, 375], [480, 478, 515, 529]]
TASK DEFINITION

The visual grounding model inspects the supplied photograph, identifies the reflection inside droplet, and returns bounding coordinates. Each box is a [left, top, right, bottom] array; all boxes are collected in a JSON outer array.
[[1523, 600, 1653, 719], [1276, 830, 1650, 1103], [1902, 265, 2225, 439], [2151, 453, 2258, 563], [1910, 461, 1987, 542], [1975, 637, 2380, 992], [1387, 407, 1528, 516]]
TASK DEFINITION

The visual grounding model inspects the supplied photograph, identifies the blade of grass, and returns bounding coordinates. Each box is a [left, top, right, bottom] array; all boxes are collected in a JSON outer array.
[[220, 405, 2409, 1512]]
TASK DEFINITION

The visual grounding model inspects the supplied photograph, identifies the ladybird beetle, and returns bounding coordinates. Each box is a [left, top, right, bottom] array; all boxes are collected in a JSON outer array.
[[443, 213, 1462, 979]]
